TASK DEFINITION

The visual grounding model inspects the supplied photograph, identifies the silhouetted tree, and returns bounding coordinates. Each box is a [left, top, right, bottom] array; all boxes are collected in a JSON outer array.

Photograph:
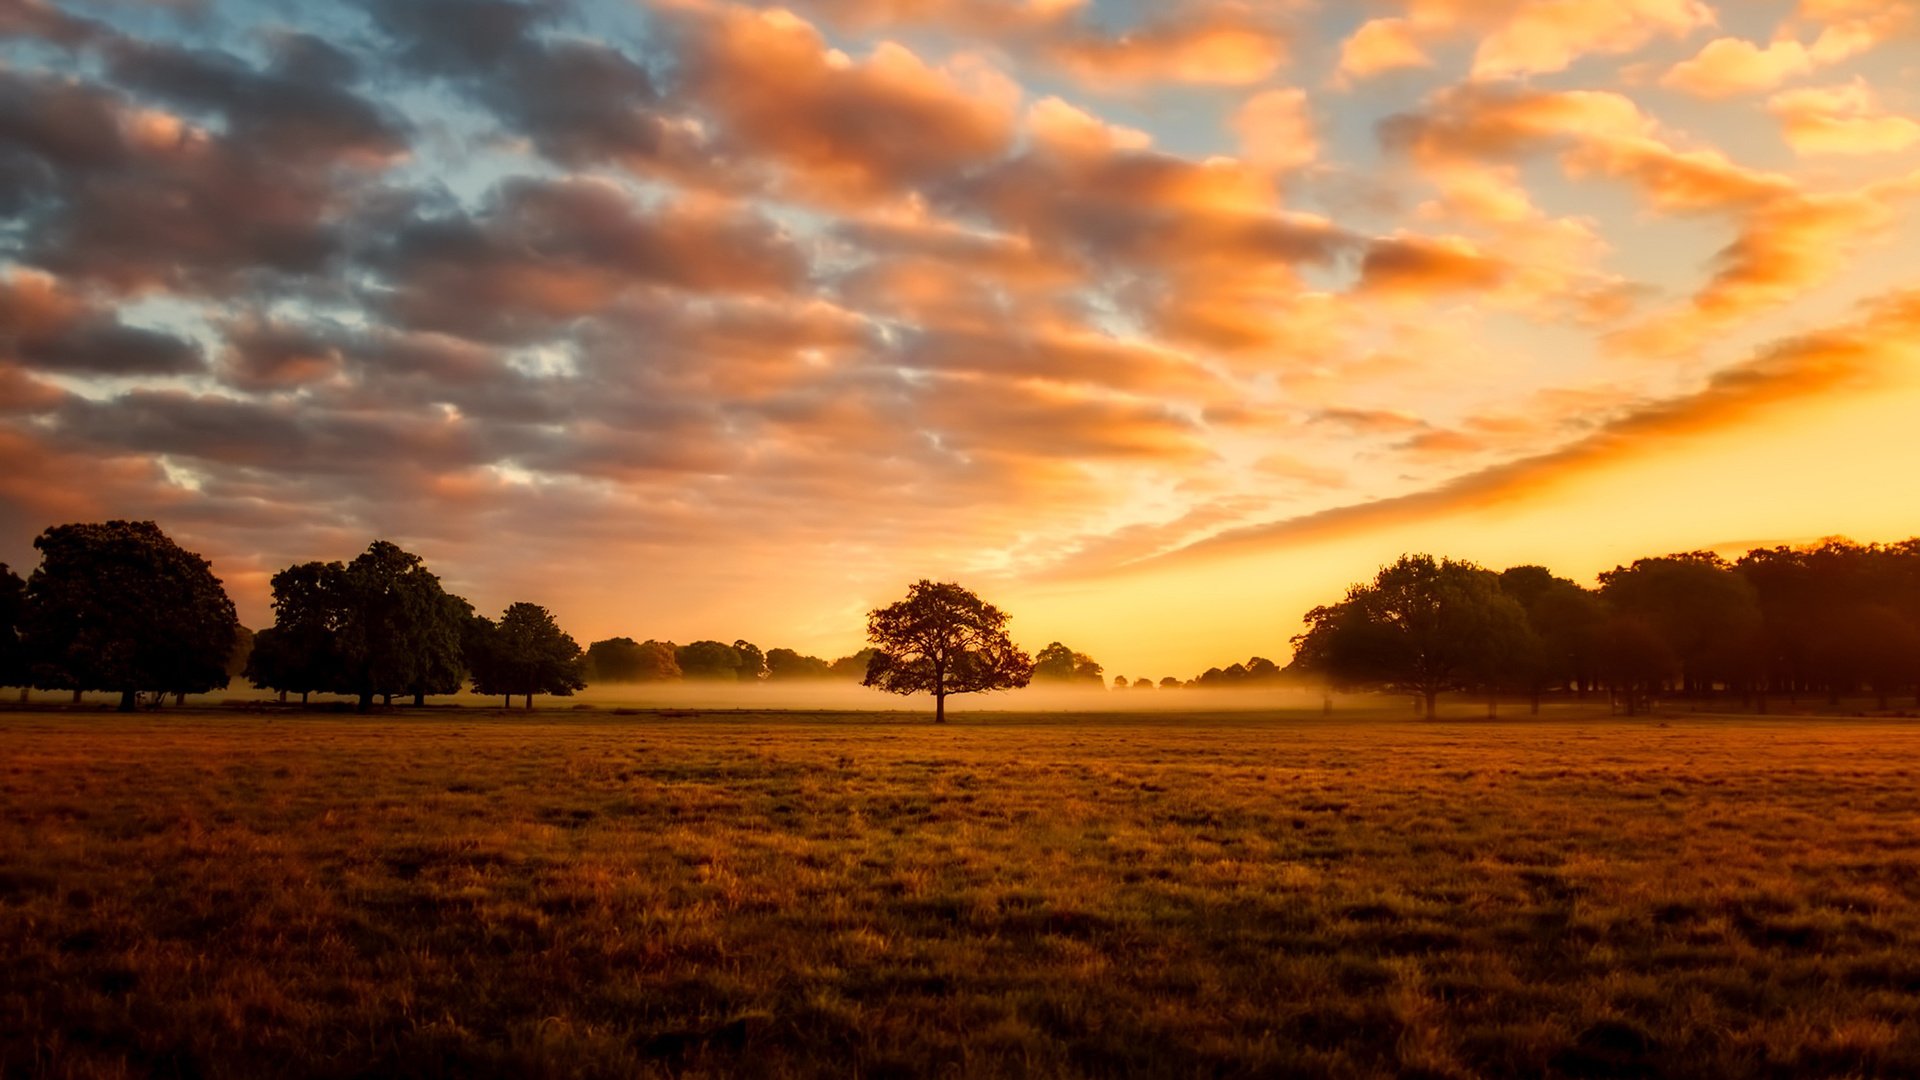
[[1499, 567, 1607, 709], [676, 640, 745, 680], [333, 541, 469, 712], [244, 561, 343, 705], [20, 521, 238, 711], [1288, 554, 1529, 717], [1158, 676, 1181, 689], [828, 648, 880, 680], [1597, 614, 1674, 716], [733, 640, 767, 682], [0, 563, 23, 696], [1599, 553, 1761, 696], [1132, 677, 1153, 690], [1031, 642, 1104, 685], [863, 580, 1032, 723], [765, 648, 833, 680], [469, 602, 586, 709], [587, 637, 647, 682]]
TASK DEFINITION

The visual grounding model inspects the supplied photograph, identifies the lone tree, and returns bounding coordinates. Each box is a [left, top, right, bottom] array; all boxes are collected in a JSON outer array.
[[470, 602, 587, 709], [862, 580, 1032, 723], [20, 521, 239, 711]]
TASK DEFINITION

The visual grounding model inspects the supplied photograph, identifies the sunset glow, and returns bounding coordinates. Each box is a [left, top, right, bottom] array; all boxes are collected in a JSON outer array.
[[2, 0, 1918, 676]]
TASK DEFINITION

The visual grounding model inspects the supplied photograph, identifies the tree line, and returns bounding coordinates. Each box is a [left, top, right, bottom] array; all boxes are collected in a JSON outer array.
[[5, 520, 1919, 718], [1286, 543, 1920, 716]]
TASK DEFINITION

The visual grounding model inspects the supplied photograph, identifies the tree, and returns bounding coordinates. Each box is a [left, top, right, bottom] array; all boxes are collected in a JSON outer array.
[[469, 602, 586, 708], [333, 541, 470, 711], [766, 648, 833, 680], [586, 637, 647, 682], [244, 561, 344, 705], [828, 648, 880, 680], [1288, 554, 1530, 717], [20, 521, 238, 711], [1599, 553, 1761, 696], [733, 640, 767, 682], [676, 640, 745, 680], [1031, 641, 1104, 685], [862, 580, 1032, 723], [0, 563, 23, 695]]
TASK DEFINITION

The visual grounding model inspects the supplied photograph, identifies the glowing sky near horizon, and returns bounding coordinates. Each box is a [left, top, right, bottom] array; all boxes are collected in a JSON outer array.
[[2, 0, 1919, 678]]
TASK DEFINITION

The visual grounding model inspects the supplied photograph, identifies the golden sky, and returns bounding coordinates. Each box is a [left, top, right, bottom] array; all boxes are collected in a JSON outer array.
[[1, 0, 1917, 677]]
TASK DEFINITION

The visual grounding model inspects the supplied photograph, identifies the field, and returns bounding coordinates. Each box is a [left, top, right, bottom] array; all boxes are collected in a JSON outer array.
[[4, 706, 1920, 1078]]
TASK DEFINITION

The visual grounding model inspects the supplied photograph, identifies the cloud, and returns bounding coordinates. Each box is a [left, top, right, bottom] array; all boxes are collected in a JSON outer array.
[[1662, 37, 1814, 98], [1101, 290, 1920, 573], [1233, 88, 1318, 175], [1770, 80, 1920, 156], [1339, 0, 1714, 83], [663, 2, 1020, 206], [1357, 234, 1508, 297], [369, 0, 699, 176], [1047, 7, 1289, 88], [1336, 18, 1431, 82], [1381, 82, 1918, 353], [367, 176, 808, 342], [0, 269, 203, 375]]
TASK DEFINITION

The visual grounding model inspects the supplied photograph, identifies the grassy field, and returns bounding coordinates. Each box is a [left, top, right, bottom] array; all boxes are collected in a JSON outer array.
[[4, 706, 1920, 1078]]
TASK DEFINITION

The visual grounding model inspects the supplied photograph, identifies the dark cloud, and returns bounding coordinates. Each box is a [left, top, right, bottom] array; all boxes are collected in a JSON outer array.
[[0, 271, 203, 375], [368, 176, 808, 341]]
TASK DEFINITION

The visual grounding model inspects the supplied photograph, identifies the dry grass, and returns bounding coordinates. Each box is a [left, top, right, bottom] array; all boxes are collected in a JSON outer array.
[[4, 705, 1920, 1078]]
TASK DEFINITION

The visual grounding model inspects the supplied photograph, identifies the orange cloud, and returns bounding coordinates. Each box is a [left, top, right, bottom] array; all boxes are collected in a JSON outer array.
[[1336, 18, 1431, 82], [666, 3, 1020, 205], [1105, 289, 1920, 574], [1662, 37, 1814, 98], [1769, 80, 1920, 155], [1049, 9, 1289, 87], [1233, 88, 1318, 175], [1357, 234, 1508, 297], [1341, 0, 1714, 83]]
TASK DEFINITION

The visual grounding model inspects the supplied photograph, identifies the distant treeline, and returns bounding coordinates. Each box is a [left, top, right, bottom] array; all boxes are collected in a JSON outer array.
[[1285, 544, 1920, 716], [4, 520, 1918, 715]]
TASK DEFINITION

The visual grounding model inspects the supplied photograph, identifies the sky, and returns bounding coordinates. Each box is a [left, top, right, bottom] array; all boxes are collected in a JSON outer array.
[[1, 0, 1918, 680]]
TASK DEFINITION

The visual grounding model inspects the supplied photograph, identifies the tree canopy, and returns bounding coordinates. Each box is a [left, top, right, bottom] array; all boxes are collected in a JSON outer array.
[[1289, 555, 1531, 717], [586, 637, 680, 683], [0, 563, 24, 691], [470, 602, 587, 708], [20, 521, 238, 711], [862, 580, 1032, 723], [1030, 642, 1105, 686]]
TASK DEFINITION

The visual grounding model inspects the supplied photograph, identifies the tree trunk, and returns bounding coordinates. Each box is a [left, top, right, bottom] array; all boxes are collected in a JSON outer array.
[[1322, 692, 1333, 716], [382, 693, 392, 707], [1423, 689, 1438, 718], [17, 687, 26, 703], [71, 689, 82, 704], [358, 691, 372, 714], [301, 690, 310, 705], [118, 689, 136, 713], [524, 694, 533, 710], [503, 694, 511, 709], [935, 690, 946, 724], [413, 692, 425, 707], [174, 692, 186, 707], [278, 689, 287, 703]]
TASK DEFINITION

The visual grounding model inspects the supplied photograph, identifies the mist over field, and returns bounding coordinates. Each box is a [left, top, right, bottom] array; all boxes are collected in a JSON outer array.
[[168, 682, 1343, 714]]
